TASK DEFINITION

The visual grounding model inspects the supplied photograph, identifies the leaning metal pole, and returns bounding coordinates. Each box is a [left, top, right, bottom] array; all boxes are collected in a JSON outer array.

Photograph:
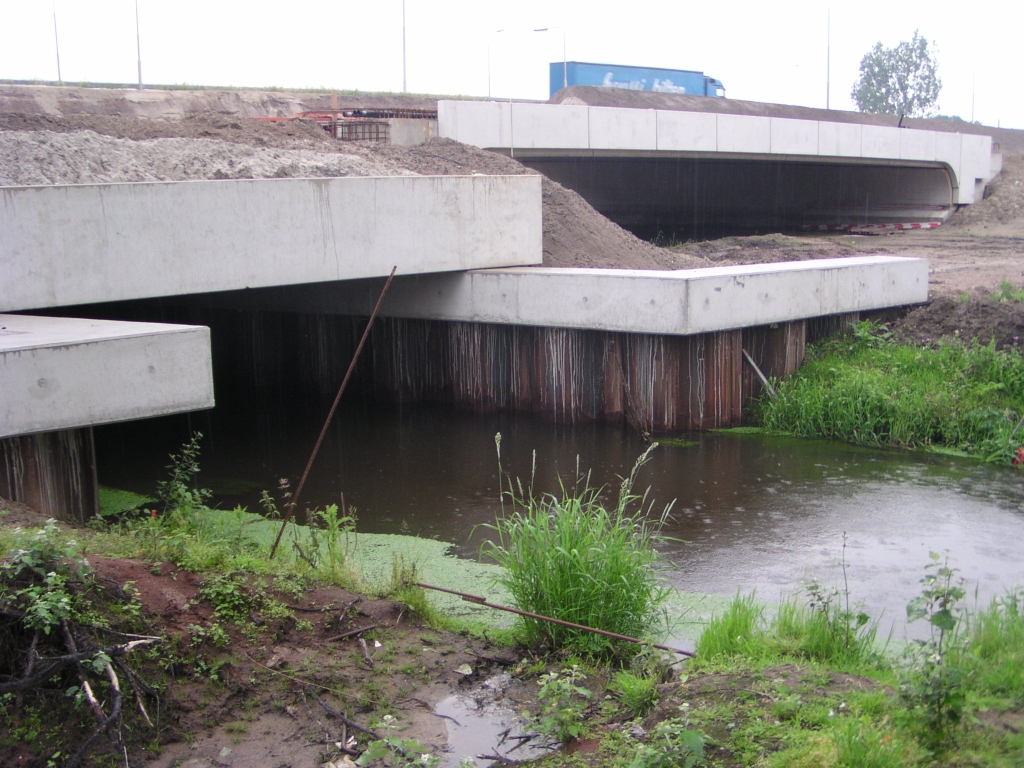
[[269, 266, 398, 559], [415, 582, 696, 658]]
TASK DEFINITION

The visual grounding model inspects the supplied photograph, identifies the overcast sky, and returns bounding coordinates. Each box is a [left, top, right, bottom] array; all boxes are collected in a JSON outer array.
[[2, 0, 1020, 129]]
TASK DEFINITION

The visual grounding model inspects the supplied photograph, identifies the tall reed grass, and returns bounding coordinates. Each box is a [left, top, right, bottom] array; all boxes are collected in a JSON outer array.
[[757, 322, 1024, 463], [481, 441, 672, 656]]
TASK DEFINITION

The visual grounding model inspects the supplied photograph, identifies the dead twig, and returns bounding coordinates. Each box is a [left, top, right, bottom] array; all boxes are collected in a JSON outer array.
[[15, 631, 39, 714], [325, 624, 377, 643], [308, 688, 380, 739], [414, 582, 696, 658], [358, 637, 375, 669]]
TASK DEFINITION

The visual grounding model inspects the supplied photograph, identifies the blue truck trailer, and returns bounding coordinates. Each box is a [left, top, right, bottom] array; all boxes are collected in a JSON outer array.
[[551, 61, 725, 99]]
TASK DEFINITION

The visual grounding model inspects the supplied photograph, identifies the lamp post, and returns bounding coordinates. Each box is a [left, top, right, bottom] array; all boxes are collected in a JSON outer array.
[[134, 0, 143, 90], [533, 27, 566, 90], [487, 29, 504, 100], [52, 0, 62, 85]]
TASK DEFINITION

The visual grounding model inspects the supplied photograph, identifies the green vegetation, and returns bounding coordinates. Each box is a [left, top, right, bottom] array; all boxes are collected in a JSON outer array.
[[756, 322, 1024, 463], [520, 548, 1024, 768], [482, 440, 672, 656], [535, 665, 594, 742], [851, 30, 941, 117], [990, 279, 1024, 304], [613, 670, 660, 718], [695, 590, 877, 668]]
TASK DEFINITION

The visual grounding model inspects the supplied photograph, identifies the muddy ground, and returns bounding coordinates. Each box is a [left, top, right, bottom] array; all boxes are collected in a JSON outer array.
[[0, 501, 544, 768]]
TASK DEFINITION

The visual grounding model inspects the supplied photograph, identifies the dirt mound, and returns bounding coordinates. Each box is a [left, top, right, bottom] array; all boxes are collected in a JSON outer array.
[[0, 83, 439, 120], [0, 111, 339, 148], [946, 155, 1024, 234], [892, 294, 1024, 350], [0, 129, 412, 185]]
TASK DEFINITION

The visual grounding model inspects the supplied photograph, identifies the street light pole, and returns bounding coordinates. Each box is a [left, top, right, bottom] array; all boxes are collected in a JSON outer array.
[[135, 0, 143, 90], [52, 0, 62, 85], [533, 27, 566, 90], [826, 9, 830, 110], [488, 29, 504, 100]]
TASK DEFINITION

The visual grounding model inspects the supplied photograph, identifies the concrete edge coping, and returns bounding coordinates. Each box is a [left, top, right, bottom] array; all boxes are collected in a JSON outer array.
[[468, 255, 923, 281], [0, 314, 208, 353]]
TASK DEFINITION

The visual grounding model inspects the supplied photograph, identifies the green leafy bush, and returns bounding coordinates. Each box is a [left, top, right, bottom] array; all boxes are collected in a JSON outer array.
[[628, 719, 705, 768], [535, 666, 593, 742]]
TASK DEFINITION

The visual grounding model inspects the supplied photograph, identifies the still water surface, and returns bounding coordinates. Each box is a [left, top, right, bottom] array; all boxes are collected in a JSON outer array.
[[99, 402, 1024, 633]]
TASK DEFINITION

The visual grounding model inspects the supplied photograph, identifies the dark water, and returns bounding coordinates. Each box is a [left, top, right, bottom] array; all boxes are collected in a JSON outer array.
[[97, 401, 1024, 631]]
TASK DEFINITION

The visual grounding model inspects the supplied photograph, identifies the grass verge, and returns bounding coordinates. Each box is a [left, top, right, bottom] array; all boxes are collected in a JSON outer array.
[[755, 321, 1024, 464]]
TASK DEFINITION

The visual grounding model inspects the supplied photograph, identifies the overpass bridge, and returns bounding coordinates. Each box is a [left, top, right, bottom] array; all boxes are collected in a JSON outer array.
[[438, 99, 999, 237], [2, 170, 927, 521]]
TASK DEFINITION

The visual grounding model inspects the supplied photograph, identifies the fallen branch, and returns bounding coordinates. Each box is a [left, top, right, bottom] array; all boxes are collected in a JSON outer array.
[[308, 688, 380, 739], [358, 637, 375, 669], [0, 638, 162, 694], [325, 624, 377, 643], [270, 266, 397, 559]]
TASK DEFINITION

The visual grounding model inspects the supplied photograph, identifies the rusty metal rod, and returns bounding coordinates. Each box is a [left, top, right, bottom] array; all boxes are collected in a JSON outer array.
[[413, 582, 696, 658], [269, 267, 397, 559]]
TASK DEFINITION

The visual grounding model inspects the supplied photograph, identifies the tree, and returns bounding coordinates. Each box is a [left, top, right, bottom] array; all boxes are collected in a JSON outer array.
[[851, 30, 941, 117]]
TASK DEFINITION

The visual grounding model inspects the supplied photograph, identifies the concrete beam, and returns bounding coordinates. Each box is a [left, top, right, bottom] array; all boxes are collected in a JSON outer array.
[[0, 174, 542, 312], [0, 314, 214, 437], [207, 256, 928, 336]]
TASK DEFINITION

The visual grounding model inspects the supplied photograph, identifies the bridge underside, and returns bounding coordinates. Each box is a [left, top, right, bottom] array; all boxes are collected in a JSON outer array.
[[519, 154, 954, 239]]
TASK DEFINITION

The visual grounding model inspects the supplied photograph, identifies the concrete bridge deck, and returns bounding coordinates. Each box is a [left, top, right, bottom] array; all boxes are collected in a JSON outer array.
[[438, 100, 998, 236], [0, 174, 542, 312], [218, 256, 927, 335]]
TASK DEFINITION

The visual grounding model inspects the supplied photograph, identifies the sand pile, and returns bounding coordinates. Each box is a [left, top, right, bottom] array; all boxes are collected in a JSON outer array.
[[945, 155, 1024, 235], [0, 130, 415, 186]]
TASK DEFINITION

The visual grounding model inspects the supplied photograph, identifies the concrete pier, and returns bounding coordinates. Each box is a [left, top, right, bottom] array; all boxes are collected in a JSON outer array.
[[0, 314, 215, 520], [170, 258, 924, 433]]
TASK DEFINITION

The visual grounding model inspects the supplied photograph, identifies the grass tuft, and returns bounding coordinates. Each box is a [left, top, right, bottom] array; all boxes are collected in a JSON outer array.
[[481, 443, 672, 657]]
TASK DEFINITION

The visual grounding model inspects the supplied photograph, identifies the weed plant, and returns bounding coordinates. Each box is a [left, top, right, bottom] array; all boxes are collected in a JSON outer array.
[[613, 670, 659, 718], [482, 440, 672, 657], [535, 665, 593, 742], [990, 280, 1024, 303], [756, 321, 1024, 463]]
